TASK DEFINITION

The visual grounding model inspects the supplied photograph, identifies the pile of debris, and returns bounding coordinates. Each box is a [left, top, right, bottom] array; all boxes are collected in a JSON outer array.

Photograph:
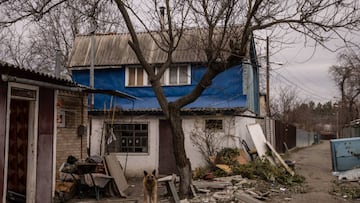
[[188, 145, 305, 202], [55, 154, 129, 202], [331, 168, 360, 200], [330, 138, 360, 200], [190, 175, 306, 203]]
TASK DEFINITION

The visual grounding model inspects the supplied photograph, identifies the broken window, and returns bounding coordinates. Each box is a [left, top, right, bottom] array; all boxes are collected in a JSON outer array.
[[106, 123, 148, 153], [205, 119, 223, 130]]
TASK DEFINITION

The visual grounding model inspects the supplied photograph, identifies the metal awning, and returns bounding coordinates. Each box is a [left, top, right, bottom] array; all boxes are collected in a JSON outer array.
[[83, 89, 139, 100]]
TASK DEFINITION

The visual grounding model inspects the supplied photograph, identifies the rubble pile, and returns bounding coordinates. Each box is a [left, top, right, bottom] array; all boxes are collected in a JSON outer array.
[[189, 147, 306, 202]]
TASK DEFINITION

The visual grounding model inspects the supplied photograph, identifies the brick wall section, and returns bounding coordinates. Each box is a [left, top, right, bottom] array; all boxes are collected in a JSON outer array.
[[56, 91, 88, 171]]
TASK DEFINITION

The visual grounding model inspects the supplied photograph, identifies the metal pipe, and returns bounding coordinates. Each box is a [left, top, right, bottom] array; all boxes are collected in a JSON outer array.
[[266, 36, 270, 116], [89, 30, 95, 157], [90, 32, 95, 108], [55, 49, 61, 77], [159, 6, 165, 31]]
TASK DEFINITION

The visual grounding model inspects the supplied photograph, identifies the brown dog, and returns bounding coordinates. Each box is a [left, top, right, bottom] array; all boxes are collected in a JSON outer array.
[[143, 170, 158, 203]]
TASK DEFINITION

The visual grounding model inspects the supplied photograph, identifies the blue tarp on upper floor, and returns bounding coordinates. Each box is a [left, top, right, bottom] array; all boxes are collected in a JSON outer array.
[[72, 64, 247, 111]]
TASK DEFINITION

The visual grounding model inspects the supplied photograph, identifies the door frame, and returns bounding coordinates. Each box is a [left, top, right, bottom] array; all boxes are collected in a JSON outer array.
[[3, 82, 39, 203], [158, 119, 178, 175]]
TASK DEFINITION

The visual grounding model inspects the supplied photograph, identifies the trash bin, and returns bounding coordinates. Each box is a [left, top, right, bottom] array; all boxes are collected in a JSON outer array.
[[314, 134, 320, 144]]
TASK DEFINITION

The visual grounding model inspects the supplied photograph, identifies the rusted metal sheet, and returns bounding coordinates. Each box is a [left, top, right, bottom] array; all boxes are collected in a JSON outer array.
[[0, 85, 7, 199], [330, 137, 360, 172], [69, 27, 245, 68], [36, 87, 55, 202]]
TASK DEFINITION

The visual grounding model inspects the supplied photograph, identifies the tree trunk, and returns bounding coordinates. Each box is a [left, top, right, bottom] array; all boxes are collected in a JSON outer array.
[[168, 102, 192, 198]]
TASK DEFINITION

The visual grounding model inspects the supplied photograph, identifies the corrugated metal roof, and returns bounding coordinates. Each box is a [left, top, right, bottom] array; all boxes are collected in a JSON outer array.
[[0, 60, 139, 99], [69, 27, 245, 68], [0, 60, 78, 87], [90, 106, 246, 116]]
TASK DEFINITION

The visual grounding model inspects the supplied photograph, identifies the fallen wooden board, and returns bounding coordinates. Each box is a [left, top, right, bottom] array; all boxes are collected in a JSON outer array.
[[236, 150, 249, 164], [158, 174, 180, 203], [104, 155, 129, 196], [265, 141, 295, 176], [246, 124, 275, 164], [192, 180, 232, 190], [246, 124, 268, 158], [234, 191, 265, 203], [216, 164, 232, 174]]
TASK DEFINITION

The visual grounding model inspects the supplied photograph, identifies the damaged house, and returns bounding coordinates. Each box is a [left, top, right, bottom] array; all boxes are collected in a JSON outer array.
[[68, 29, 261, 177]]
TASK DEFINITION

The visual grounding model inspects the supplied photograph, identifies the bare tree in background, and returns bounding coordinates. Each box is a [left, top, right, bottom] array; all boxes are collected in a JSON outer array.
[[330, 51, 360, 129], [2, 0, 360, 197], [0, 0, 124, 75], [271, 86, 300, 122]]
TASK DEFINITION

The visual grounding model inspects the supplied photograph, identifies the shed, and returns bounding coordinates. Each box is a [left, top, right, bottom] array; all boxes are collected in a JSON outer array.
[[0, 61, 84, 202]]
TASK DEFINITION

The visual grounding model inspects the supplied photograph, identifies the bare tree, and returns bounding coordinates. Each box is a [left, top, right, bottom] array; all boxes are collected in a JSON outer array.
[[271, 86, 300, 122], [190, 118, 236, 166], [114, 0, 360, 196], [330, 51, 360, 128], [0, 0, 125, 75], [1, 0, 360, 197], [190, 119, 222, 166]]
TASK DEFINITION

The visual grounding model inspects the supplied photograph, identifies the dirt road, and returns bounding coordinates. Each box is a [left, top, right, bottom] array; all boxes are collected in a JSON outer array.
[[283, 140, 357, 203]]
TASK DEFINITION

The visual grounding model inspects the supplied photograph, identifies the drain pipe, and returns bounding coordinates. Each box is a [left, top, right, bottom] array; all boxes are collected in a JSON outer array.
[[88, 29, 96, 156], [55, 49, 61, 77]]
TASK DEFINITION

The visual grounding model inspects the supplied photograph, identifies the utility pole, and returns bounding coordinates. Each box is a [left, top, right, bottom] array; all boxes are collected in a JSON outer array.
[[266, 36, 270, 116], [89, 27, 95, 156]]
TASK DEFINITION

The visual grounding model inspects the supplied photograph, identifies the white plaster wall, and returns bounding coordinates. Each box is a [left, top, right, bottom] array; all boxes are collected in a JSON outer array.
[[183, 115, 256, 169], [234, 112, 258, 150], [89, 113, 257, 177], [90, 117, 159, 177], [90, 118, 103, 156], [183, 118, 207, 169]]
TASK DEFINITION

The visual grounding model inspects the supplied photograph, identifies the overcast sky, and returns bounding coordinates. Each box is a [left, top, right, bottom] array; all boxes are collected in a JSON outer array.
[[270, 43, 339, 103], [256, 29, 360, 104]]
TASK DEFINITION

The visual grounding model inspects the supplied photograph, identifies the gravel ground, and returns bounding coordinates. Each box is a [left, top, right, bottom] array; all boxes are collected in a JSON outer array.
[[60, 140, 360, 203]]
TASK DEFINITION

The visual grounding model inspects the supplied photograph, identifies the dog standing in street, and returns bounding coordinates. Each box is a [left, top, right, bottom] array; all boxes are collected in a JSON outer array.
[[143, 170, 158, 203]]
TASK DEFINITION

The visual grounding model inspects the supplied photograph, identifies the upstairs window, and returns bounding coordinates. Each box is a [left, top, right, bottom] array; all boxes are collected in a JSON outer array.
[[169, 65, 190, 85], [125, 64, 190, 87], [126, 67, 148, 86]]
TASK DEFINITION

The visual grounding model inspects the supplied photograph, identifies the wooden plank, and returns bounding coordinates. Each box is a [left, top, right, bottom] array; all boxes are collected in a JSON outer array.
[[246, 124, 268, 158], [216, 164, 232, 174], [104, 155, 129, 196], [167, 174, 180, 203], [234, 191, 265, 203], [237, 149, 249, 164], [246, 124, 275, 164], [159, 174, 180, 203], [265, 141, 295, 176]]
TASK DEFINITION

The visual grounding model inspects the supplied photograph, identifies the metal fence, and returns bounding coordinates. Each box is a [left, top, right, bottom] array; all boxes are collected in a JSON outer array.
[[296, 129, 315, 148]]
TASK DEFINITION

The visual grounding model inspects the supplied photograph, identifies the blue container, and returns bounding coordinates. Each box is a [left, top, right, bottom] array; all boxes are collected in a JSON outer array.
[[330, 137, 360, 172]]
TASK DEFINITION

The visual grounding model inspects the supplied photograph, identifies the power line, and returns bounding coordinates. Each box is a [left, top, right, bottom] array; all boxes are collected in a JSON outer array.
[[271, 70, 333, 101]]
